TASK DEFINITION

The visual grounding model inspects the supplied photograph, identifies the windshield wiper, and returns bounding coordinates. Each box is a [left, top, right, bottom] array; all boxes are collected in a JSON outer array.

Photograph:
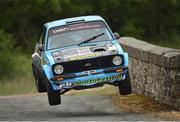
[[77, 33, 105, 46]]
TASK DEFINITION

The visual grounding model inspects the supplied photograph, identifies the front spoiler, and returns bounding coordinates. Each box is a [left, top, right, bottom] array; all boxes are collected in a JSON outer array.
[[50, 67, 128, 91]]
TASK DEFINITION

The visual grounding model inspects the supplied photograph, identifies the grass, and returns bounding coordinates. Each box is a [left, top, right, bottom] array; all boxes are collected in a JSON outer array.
[[0, 54, 37, 96], [0, 78, 36, 96]]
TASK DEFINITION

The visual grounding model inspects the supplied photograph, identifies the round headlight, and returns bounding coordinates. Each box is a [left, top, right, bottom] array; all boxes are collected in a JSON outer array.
[[113, 56, 122, 65], [54, 65, 64, 74]]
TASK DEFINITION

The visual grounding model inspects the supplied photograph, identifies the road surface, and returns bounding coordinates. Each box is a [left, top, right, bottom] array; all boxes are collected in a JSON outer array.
[[0, 94, 167, 121]]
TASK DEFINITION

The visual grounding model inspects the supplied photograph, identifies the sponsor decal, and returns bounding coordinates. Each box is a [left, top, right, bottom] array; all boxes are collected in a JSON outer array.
[[59, 75, 123, 88], [52, 24, 101, 34], [69, 52, 103, 61], [53, 27, 69, 34], [74, 75, 123, 86], [59, 82, 72, 89], [49, 21, 106, 36]]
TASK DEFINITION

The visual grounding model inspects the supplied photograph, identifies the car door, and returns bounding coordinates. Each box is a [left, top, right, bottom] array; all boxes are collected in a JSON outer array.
[[32, 26, 46, 78]]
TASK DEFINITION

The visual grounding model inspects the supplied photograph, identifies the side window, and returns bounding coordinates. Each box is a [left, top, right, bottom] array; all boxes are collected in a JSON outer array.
[[39, 27, 46, 45], [39, 32, 43, 45], [36, 27, 46, 54]]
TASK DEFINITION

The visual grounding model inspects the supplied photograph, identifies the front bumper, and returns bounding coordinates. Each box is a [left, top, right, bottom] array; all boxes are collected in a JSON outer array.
[[50, 66, 128, 90]]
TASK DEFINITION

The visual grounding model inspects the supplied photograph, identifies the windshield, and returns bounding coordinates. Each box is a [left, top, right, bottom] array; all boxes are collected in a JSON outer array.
[[47, 21, 113, 50]]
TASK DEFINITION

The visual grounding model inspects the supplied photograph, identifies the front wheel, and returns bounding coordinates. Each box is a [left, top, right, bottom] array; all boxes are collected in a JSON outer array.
[[46, 78, 61, 106], [118, 71, 132, 95], [32, 64, 46, 93]]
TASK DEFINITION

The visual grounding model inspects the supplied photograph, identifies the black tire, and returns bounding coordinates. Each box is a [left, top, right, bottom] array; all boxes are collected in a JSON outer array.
[[35, 76, 47, 93], [118, 71, 132, 95], [32, 64, 46, 93], [46, 78, 61, 106]]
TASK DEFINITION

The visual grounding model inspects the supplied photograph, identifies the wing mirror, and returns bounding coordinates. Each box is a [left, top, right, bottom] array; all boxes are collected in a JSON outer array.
[[39, 44, 44, 51], [114, 32, 120, 39]]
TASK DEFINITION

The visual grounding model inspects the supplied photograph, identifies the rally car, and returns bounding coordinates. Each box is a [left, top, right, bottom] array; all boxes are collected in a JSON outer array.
[[32, 15, 131, 106]]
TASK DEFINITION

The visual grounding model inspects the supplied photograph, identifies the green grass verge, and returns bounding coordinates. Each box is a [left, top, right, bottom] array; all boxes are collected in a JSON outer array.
[[0, 54, 37, 96], [0, 79, 36, 96]]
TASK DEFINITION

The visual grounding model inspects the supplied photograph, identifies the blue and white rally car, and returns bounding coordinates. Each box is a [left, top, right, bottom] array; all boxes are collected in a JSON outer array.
[[32, 16, 131, 106]]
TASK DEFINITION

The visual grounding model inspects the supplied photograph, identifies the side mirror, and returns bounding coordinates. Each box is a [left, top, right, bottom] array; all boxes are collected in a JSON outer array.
[[114, 32, 120, 39], [39, 44, 44, 51]]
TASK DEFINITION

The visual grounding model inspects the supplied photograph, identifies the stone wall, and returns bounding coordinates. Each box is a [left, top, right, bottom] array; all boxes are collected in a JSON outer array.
[[119, 37, 180, 110]]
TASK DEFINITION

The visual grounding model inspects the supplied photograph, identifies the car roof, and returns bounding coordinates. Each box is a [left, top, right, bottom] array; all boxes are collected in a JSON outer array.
[[44, 15, 105, 29]]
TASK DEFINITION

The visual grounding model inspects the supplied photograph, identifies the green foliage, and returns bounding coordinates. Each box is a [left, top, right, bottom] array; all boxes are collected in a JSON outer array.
[[0, 30, 14, 51], [0, 29, 33, 81], [0, 30, 16, 78], [0, 54, 35, 95]]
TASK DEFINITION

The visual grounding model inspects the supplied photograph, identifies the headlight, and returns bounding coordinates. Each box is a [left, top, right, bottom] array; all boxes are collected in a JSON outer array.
[[54, 65, 64, 74], [113, 56, 122, 65]]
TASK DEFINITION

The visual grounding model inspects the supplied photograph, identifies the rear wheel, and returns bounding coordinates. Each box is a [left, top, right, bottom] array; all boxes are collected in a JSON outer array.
[[35, 77, 46, 93], [32, 64, 46, 93], [118, 71, 132, 95], [46, 78, 61, 106]]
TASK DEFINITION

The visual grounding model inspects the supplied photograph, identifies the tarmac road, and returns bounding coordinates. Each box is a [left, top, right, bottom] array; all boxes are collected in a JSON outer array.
[[0, 94, 167, 121]]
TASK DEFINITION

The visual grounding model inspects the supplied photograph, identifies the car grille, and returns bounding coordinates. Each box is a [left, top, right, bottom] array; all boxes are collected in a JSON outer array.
[[53, 54, 124, 75]]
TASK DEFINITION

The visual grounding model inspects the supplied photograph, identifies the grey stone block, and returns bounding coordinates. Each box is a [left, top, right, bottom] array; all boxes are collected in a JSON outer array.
[[175, 98, 180, 110], [175, 72, 180, 83], [171, 84, 180, 98], [163, 52, 180, 68]]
